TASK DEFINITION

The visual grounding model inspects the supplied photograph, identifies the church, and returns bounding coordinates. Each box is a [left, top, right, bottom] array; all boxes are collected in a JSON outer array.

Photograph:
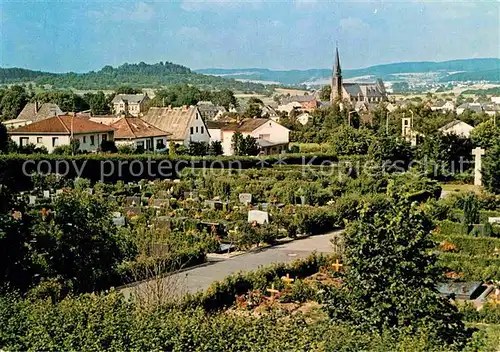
[[330, 47, 388, 104]]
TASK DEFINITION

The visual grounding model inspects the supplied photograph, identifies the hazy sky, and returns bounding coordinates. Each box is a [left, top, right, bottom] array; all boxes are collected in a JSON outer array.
[[0, 0, 499, 72]]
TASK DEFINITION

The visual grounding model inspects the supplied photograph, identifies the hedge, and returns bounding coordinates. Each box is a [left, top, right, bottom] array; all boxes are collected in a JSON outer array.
[[439, 253, 500, 281], [459, 302, 500, 324], [181, 253, 337, 312], [434, 233, 500, 256]]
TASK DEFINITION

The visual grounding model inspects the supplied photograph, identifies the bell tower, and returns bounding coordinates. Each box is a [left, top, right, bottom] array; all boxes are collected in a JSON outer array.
[[330, 44, 342, 103]]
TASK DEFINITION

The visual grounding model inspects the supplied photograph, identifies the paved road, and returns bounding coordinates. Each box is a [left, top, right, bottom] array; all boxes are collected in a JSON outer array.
[[121, 230, 341, 299]]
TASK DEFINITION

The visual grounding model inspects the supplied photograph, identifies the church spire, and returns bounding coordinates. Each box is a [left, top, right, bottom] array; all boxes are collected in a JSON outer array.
[[334, 43, 341, 76], [330, 43, 343, 103]]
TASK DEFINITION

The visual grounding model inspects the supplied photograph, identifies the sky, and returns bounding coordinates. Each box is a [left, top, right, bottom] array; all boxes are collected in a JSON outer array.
[[0, 0, 499, 72]]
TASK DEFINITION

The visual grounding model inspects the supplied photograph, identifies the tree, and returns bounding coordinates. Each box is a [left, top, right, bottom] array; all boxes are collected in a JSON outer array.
[[100, 140, 117, 153], [319, 85, 331, 101], [329, 125, 374, 156], [188, 141, 208, 156], [340, 200, 469, 346], [482, 141, 500, 194], [231, 132, 244, 155], [208, 140, 223, 156], [231, 132, 258, 156], [85, 91, 111, 115], [0, 123, 9, 153], [0, 85, 28, 120], [470, 119, 500, 149], [30, 190, 135, 292], [168, 141, 177, 157], [244, 103, 262, 118], [462, 193, 480, 234], [115, 86, 142, 94], [211, 89, 237, 110]]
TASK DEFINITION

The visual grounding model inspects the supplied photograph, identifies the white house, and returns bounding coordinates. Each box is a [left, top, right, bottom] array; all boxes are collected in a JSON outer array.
[[112, 94, 150, 116], [220, 118, 290, 156], [110, 117, 169, 151], [142, 106, 211, 146], [431, 101, 455, 112], [276, 102, 302, 114], [491, 97, 500, 104], [456, 102, 483, 115], [2, 119, 32, 130], [206, 121, 228, 143], [439, 120, 474, 138], [8, 115, 115, 153]]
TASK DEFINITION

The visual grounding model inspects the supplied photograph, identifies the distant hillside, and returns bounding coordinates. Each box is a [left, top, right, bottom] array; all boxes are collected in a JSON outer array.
[[197, 58, 500, 86], [0, 62, 271, 93]]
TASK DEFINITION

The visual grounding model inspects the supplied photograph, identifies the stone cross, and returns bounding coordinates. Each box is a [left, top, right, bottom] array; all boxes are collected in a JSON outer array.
[[472, 147, 486, 186]]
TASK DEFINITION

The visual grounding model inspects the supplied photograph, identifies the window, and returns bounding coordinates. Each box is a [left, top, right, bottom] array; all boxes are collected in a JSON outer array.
[[190, 127, 194, 135], [136, 141, 144, 148], [20, 137, 29, 146], [102, 134, 107, 141], [37, 137, 42, 144], [90, 136, 95, 146], [83, 136, 87, 143], [201, 126, 204, 134], [52, 137, 59, 147], [196, 126, 198, 133]]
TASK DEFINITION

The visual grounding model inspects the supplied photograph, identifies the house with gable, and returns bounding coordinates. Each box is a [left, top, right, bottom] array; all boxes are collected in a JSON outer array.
[[142, 105, 210, 146], [8, 115, 115, 153], [112, 94, 150, 116], [439, 120, 474, 138], [220, 118, 289, 156], [110, 117, 169, 151]]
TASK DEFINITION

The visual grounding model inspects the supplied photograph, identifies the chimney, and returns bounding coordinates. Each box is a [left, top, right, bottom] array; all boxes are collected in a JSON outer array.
[[34, 101, 39, 113], [183, 105, 188, 111]]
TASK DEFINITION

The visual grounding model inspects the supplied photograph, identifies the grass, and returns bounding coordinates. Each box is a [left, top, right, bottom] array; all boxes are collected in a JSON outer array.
[[441, 183, 478, 194]]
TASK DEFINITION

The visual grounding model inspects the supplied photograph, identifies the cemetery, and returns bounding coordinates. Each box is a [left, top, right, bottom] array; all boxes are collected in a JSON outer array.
[[3, 146, 500, 349]]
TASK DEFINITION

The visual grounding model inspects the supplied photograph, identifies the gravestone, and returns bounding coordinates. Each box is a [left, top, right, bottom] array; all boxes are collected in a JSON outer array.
[[331, 232, 345, 254], [124, 206, 142, 216], [184, 191, 199, 200], [87, 188, 93, 195], [43, 190, 50, 198], [56, 189, 64, 195], [112, 212, 126, 227], [489, 217, 500, 224], [248, 210, 269, 224], [472, 147, 486, 186], [152, 198, 169, 208], [125, 196, 141, 206], [173, 179, 181, 183], [300, 196, 306, 206], [28, 195, 37, 205], [239, 193, 252, 204], [157, 190, 170, 199]]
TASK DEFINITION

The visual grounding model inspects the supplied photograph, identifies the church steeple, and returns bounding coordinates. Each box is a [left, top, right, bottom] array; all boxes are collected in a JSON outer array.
[[330, 43, 343, 103]]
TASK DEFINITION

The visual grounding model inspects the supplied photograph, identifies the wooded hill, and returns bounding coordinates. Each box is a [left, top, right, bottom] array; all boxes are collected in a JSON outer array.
[[0, 62, 272, 93]]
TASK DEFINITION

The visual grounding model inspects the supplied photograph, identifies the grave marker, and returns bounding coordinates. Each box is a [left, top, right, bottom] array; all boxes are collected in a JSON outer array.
[[124, 206, 142, 216], [125, 196, 141, 206], [266, 284, 280, 300], [281, 273, 294, 286], [489, 217, 500, 224], [248, 210, 269, 224], [56, 189, 64, 195], [87, 188, 94, 195], [28, 195, 36, 205], [472, 147, 486, 186], [331, 259, 343, 272], [239, 193, 252, 204], [43, 190, 50, 198]]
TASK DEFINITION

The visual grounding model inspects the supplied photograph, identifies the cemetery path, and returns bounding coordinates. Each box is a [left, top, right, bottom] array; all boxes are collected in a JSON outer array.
[[120, 230, 342, 299]]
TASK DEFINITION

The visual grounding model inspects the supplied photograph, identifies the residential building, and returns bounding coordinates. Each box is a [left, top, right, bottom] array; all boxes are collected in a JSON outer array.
[[206, 121, 227, 142], [220, 118, 289, 155], [439, 120, 474, 138], [330, 46, 387, 104], [281, 95, 318, 110], [17, 102, 63, 122], [8, 115, 115, 153], [142, 106, 210, 146], [2, 119, 32, 130], [491, 97, 500, 104], [110, 117, 169, 151], [89, 115, 123, 125], [111, 94, 150, 116], [456, 102, 483, 115], [430, 101, 455, 112], [261, 105, 280, 121], [276, 101, 302, 114], [196, 101, 227, 121]]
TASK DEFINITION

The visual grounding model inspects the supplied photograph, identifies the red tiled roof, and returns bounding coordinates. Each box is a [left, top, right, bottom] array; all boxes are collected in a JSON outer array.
[[8, 115, 115, 135], [110, 117, 169, 139]]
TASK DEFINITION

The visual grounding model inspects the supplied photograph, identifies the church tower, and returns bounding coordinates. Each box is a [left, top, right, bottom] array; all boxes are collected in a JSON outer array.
[[330, 45, 342, 103]]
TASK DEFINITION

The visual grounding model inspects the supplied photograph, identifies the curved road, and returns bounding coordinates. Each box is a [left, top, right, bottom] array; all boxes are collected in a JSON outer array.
[[121, 230, 341, 299]]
